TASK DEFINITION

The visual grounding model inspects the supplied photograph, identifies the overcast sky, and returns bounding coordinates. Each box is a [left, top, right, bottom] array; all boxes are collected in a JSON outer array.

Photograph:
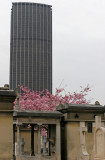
[[0, 0, 105, 104]]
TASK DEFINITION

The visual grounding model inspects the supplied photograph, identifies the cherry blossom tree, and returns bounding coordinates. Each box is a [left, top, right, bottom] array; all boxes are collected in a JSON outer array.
[[14, 85, 91, 136], [14, 85, 91, 111]]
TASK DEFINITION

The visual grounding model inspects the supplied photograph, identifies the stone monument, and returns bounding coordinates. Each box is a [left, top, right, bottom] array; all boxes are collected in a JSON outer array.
[[20, 138, 25, 155], [94, 116, 105, 160], [78, 122, 89, 160], [42, 136, 48, 155]]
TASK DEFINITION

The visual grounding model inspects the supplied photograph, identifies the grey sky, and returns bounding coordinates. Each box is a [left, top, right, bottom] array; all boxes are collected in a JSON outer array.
[[0, 0, 105, 104]]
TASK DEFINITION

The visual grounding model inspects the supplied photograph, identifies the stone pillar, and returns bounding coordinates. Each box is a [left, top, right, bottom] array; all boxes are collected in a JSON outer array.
[[48, 124, 51, 156], [13, 124, 16, 159], [95, 116, 101, 129], [78, 122, 89, 160], [43, 136, 48, 155], [92, 116, 102, 159], [20, 138, 25, 155], [80, 122, 87, 145], [38, 125, 41, 154], [16, 124, 21, 156], [56, 123, 61, 160], [31, 124, 35, 156]]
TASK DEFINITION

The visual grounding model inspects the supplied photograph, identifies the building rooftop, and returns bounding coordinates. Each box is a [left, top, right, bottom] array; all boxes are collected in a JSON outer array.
[[12, 2, 52, 7], [56, 103, 105, 113], [13, 110, 62, 118], [0, 87, 16, 103]]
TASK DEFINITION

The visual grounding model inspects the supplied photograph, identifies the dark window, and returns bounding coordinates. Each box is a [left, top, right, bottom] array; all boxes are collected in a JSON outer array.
[[94, 115, 96, 118], [75, 114, 79, 119], [88, 123, 92, 133]]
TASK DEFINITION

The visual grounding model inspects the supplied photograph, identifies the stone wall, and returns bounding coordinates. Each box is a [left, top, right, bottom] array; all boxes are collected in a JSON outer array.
[[0, 113, 13, 160], [62, 118, 101, 160], [66, 122, 80, 160], [57, 104, 105, 160], [0, 89, 16, 160]]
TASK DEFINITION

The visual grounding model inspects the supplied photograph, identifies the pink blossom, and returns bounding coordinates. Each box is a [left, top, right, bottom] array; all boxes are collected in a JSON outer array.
[[14, 85, 91, 111]]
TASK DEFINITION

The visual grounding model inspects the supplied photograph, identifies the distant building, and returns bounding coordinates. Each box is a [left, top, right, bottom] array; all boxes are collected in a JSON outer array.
[[10, 2, 52, 92]]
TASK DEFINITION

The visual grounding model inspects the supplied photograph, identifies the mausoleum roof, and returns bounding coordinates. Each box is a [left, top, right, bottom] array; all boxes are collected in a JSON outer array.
[[56, 103, 105, 113], [0, 90, 16, 102], [13, 110, 62, 118]]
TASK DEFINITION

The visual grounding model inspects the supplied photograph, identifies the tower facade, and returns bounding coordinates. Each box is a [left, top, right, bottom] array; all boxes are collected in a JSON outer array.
[[10, 3, 52, 92]]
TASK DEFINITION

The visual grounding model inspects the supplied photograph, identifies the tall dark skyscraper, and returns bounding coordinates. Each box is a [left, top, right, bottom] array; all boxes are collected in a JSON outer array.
[[10, 2, 52, 92]]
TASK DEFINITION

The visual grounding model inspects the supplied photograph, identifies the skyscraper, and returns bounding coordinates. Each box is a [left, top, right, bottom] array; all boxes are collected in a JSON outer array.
[[10, 3, 52, 92]]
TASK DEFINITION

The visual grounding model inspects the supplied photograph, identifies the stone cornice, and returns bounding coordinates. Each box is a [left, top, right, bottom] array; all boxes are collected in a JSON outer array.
[[13, 110, 63, 118], [0, 90, 16, 102], [56, 103, 105, 113]]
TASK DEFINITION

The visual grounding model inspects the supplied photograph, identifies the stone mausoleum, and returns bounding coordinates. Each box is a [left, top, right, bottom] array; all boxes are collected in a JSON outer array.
[[0, 85, 105, 160]]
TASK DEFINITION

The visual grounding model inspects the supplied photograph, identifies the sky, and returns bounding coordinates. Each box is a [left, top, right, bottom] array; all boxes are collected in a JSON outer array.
[[0, 0, 105, 105]]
